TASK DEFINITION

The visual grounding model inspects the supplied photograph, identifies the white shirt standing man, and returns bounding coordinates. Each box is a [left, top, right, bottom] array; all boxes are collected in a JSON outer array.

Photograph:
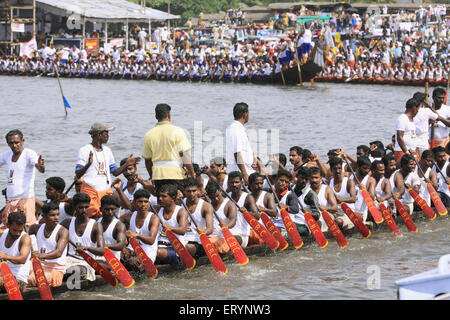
[[75, 123, 140, 219], [0, 129, 45, 228], [225, 103, 256, 186], [394, 98, 420, 164]]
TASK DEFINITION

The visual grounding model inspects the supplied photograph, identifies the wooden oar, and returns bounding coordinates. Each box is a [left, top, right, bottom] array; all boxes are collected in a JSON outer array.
[[64, 179, 77, 195], [181, 202, 228, 274], [343, 158, 384, 224], [433, 160, 450, 195], [285, 185, 328, 249], [427, 82, 436, 149], [412, 157, 446, 216], [0, 260, 23, 300], [378, 202, 401, 236], [149, 203, 196, 270], [259, 178, 304, 249], [31, 257, 53, 300], [218, 184, 279, 251], [128, 237, 158, 279], [406, 186, 437, 220], [340, 202, 371, 238], [242, 185, 289, 251], [294, 48, 303, 86], [68, 240, 118, 288], [53, 62, 70, 118], [392, 196, 418, 232], [315, 180, 349, 247], [204, 194, 249, 266], [103, 247, 135, 288]]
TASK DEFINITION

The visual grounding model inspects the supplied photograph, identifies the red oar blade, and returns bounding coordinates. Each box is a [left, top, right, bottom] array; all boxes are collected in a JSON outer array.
[[260, 213, 289, 251], [304, 211, 328, 248], [340, 203, 371, 238], [78, 250, 118, 288], [321, 211, 348, 248], [31, 258, 53, 300], [427, 183, 448, 216], [394, 198, 418, 232], [378, 203, 401, 236], [104, 247, 135, 288], [221, 227, 249, 266], [280, 208, 303, 248], [199, 233, 228, 274], [408, 188, 437, 220], [242, 211, 279, 251], [361, 189, 384, 224], [165, 229, 196, 270], [129, 237, 158, 279], [1, 261, 23, 300]]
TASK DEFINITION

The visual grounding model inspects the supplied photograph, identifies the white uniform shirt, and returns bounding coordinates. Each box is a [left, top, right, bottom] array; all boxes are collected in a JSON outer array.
[[225, 120, 255, 175], [0, 148, 39, 200]]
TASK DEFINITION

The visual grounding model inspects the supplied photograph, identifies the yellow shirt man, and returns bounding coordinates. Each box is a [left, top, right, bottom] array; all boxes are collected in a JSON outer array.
[[142, 121, 192, 180]]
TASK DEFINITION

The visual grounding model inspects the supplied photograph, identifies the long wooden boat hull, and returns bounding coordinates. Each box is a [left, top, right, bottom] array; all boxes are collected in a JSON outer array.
[[1, 209, 446, 300]]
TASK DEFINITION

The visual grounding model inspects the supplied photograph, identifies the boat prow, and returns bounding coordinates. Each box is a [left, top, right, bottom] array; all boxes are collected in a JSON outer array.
[[396, 254, 450, 300]]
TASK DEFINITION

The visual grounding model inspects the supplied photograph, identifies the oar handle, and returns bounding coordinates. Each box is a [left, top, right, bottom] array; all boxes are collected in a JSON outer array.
[[203, 194, 225, 223], [433, 160, 447, 180], [343, 158, 361, 185], [412, 156, 427, 178], [181, 201, 199, 229], [64, 179, 77, 195]]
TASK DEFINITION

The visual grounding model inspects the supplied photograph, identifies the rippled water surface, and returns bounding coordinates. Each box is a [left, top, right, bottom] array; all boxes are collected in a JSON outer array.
[[1, 75, 449, 300]]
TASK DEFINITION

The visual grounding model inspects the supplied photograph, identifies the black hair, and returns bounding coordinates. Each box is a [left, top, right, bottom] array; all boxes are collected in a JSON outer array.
[[357, 156, 372, 167], [369, 140, 384, 150], [233, 102, 249, 119], [7, 211, 26, 226], [289, 146, 303, 156], [155, 103, 171, 121], [276, 169, 292, 180], [45, 177, 66, 193], [100, 194, 119, 208], [413, 92, 426, 103], [309, 166, 321, 176], [248, 172, 263, 185], [183, 177, 201, 189], [400, 154, 415, 167], [432, 146, 446, 155], [329, 156, 343, 169], [371, 149, 385, 158], [302, 149, 312, 160], [228, 171, 243, 181], [158, 184, 178, 199], [42, 202, 60, 215], [421, 149, 434, 160], [72, 193, 91, 207], [357, 145, 370, 154], [5, 129, 23, 142], [405, 97, 419, 109], [192, 163, 201, 177], [370, 160, 384, 171], [205, 180, 221, 195], [296, 166, 311, 178], [433, 87, 446, 98], [382, 152, 395, 166], [134, 188, 151, 200]]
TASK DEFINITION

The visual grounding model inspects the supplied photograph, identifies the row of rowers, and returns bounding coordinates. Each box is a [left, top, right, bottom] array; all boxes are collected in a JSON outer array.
[[2, 139, 450, 292]]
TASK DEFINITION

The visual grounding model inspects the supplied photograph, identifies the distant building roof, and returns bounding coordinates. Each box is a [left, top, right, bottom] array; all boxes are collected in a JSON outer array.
[[36, 0, 180, 21]]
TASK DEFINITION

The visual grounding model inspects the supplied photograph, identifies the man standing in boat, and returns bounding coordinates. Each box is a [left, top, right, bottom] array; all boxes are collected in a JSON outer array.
[[27, 202, 69, 287], [142, 104, 196, 194], [430, 88, 450, 152], [0, 129, 45, 228], [226, 103, 256, 186], [76, 123, 140, 218]]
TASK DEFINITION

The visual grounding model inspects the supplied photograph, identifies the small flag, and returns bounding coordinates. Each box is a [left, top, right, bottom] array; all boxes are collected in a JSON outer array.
[[50, 36, 54, 45], [63, 96, 71, 109]]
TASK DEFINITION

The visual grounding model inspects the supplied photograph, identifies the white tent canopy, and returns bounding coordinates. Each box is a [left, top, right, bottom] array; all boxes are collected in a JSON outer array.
[[36, 0, 180, 22]]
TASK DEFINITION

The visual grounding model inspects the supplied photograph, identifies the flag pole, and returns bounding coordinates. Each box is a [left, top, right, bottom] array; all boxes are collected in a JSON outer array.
[[53, 62, 70, 117]]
